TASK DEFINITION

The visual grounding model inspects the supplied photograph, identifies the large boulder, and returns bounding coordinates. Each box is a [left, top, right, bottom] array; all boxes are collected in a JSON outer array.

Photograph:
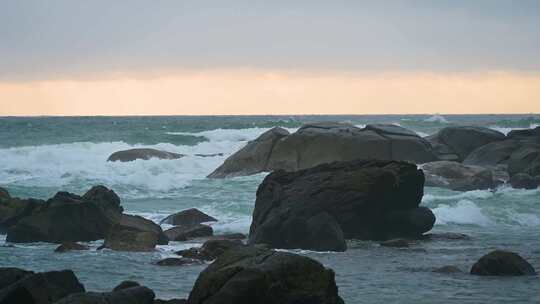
[[82, 185, 123, 221], [0, 267, 34, 289], [187, 246, 344, 304], [249, 159, 435, 251], [507, 145, 540, 178], [101, 227, 158, 252], [470, 250, 536, 276], [115, 214, 168, 245], [6, 190, 116, 243], [463, 139, 522, 167], [0, 269, 85, 304], [421, 161, 499, 191], [159, 208, 217, 226], [507, 126, 540, 142], [107, 148, 184, 162], [208, 127, 290, 178], [210, 123, 437, 178], [55, 286, 155, 304], [427, 126, 505, 161]]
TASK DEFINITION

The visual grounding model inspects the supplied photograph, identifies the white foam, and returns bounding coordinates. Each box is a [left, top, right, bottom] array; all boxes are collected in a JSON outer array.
[[167, 127, 298, 143], [432, 199, 493, 226], [424, 114, 449, 123], [489, 123, 540, 135], [422, 189, 494, 203]]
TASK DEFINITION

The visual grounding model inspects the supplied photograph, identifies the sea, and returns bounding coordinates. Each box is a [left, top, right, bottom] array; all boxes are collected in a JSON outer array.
[[0, 114, 539, 303]]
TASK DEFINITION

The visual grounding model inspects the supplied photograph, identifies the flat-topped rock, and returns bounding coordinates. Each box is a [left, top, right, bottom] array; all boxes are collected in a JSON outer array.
[[210, 122, 437, 178], [107, 148, 184, 162], [160, 208, 217, 226]]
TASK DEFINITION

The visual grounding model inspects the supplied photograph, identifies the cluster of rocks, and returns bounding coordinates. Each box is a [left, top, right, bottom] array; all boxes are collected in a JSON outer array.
[[0, 186, 169, 251], [208, 122, 540, 190], [0, 243, 345, 304]]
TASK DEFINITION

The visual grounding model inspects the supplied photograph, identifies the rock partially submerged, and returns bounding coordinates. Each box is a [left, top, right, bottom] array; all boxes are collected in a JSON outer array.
[[0, 269, 85, 304], [164, 224, 213, 241], [0, 189, 43, 233], [470, 250, 536, 276], [160, 208, 217, 226], [6, 188, 121, 243], [422, 161, 499, 191], [210, 123, 437, 178], [176, 239, 244, 261], [156, 257, 203, 266], [427, 126, 505, 161], [249, 159, 435, 251], [107, 148, 184, 162], [187, 245, 344, 304], [115, 214, 168, 245], [55, 242, 90, 253], [433, 266, 463, 274]]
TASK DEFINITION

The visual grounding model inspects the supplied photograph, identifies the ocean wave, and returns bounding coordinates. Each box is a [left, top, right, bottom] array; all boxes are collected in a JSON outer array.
[[167, 127, 298, 143], [432, 199, 493, 226], [489, 123, 540, 135], [424, 114, 449, 124]]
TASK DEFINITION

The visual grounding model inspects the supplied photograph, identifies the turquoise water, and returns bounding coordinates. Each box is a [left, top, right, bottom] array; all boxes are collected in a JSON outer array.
[[1, 115, 539, 303]]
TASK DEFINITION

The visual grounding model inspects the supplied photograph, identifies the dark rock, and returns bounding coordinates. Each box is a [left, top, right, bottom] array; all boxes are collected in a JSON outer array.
[[0, 269, 85, 304], [422, 161, 498, 191], [55, 286, 155, 304], [113, 281, 140, 291], [195, 153, 223, 157], [507, 126, 540, 141], [55, 242, 90, 253], [82, 185, 123, 220], [470, 250, 536, 276], [159, 208, 217, 226], [507, 145, 540, 177], [422, 232, 471, 241], [154, 299, 187, 304], [116, 214, 168, 245], [187, 246, 344, 304], [164, 224, 213, 241], [249, 159, 435, 251], [176, 239, 244, 261], [0, 188, 9, 201], [0, 197, 43, 233], [433, 266, 463, 274], [208, 127, 290, 178], [155, 257, 203, 266], [210, 122, 437, 178], [464, 139, 521, 166], [427, 126, 505, 161], [0, 267, 34, 289], [107, 148, 184, 162], [509, 173, 540, 189], [102, 227, 158, 252], [6, 192, 113, 243], [380, 239, 410, 248]]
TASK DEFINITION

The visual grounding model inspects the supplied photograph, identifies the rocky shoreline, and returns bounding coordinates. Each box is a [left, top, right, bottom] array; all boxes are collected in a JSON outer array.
[[1, 122, 539, 303]]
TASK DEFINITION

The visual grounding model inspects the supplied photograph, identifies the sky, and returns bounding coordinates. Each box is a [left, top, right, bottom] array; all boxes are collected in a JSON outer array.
[[0, 0, 539, 115]]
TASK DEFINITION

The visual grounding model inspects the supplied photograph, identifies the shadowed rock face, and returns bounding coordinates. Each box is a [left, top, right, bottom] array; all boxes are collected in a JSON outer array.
[[55, 286, 155, 304], [427, 126, 505, 161], [421, 161, 499, 191], [249, 159, 435, 251], [209, 122, 436, 178], [107, 148, 184, 162], [6, 187, 123, 243], [164, 224, 213, 241], [470, 250, 536, 276], [188, 246, 344, 304], [160, 208, 217, 226], [0, 269, 85, 304]]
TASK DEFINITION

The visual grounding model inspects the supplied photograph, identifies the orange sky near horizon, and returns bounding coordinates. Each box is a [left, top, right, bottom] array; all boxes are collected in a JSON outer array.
[[0, 70, 539, 116]]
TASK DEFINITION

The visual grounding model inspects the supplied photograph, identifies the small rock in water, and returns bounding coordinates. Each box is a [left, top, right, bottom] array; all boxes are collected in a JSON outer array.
[[470, 250, 536, 276], [160, 208, 217, 226], [422, 233, 471, 241], [107, 148, 184, 162], [55, 242, 90, 253], [433, 266, 463, 274], [112, 280, 140, 291], [164, 224, 213, 241], [380, 239, 410, 248], [156, 257, 203, 266]]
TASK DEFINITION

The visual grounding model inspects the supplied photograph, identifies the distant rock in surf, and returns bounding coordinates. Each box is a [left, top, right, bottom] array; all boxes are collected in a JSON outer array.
[[155, 257, 203, 266], [107, 148, 184, 162], [426, 126, 505, 162], [55, 242, 90, 253], [164, 224, 213, 241], [160, 208, 217, 226], [248, 159, 435, 252], [470, 250, 536, 276], [209, 122, 437, 178], [176, 239, 244, 261], [187, 245, 344, 304], [422, 161, 500, 191]]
